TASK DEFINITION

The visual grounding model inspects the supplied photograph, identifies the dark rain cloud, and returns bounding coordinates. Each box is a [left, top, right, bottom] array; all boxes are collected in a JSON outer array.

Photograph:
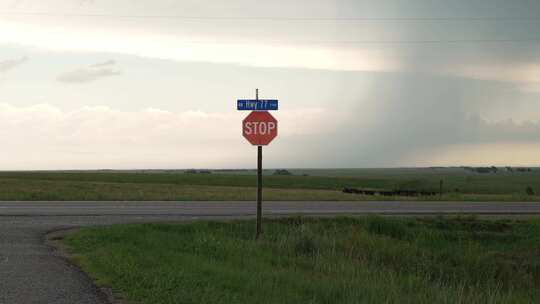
[[271, 70, 540, 167]]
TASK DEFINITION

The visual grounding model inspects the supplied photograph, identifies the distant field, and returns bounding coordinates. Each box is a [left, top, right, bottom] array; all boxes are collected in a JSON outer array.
[[64, 216, 540, 304], [0, 168, 538, 201]]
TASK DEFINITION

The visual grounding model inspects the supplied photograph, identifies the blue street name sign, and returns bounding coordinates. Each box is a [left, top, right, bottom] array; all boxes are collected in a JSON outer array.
[[237, 99, 279, 111]]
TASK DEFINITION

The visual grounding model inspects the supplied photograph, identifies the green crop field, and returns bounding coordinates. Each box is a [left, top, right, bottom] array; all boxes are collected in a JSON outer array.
[[63, 216, 540, 304], [0, 167, 538, 201]]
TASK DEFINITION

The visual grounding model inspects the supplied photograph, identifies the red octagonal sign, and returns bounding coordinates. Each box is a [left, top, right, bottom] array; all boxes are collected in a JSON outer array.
[[243, 111, 278, 146]]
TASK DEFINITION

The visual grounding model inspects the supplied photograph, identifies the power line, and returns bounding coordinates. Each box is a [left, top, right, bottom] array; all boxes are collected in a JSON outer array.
[[0, 12, 540, 21], [330, 38, 540, 44], [1, 11, 539, 45], [140, 38, 540, 45]]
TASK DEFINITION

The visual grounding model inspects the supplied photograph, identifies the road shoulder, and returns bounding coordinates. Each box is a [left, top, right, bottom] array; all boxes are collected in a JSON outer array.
[[46, 228, 125, 304]]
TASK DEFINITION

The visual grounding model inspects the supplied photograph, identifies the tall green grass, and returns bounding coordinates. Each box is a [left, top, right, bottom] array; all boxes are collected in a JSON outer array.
[[65, 217, 540, 303]]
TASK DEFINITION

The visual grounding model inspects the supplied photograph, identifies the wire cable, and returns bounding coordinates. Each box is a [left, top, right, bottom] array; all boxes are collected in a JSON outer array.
[[1, 12, 539, 45], [0, 12, 539, 21], [124, 38, 540, 45]]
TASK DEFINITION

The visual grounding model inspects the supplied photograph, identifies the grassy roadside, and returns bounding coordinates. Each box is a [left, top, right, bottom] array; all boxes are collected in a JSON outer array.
[[64, 217, 540, 304]]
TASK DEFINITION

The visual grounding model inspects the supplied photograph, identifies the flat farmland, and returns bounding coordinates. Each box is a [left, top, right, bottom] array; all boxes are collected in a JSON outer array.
[[0, 168, 538, 201]]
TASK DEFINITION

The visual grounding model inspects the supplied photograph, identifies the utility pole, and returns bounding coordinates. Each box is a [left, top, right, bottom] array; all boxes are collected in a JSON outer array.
[[256, 88, 263, 240]]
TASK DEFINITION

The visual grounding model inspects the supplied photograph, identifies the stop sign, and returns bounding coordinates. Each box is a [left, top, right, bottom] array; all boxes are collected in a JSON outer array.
[[243, 111, 278, 146]]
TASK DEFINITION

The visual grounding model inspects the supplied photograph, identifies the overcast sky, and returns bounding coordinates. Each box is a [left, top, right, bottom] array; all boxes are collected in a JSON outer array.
[[0, 0, 540, 169]]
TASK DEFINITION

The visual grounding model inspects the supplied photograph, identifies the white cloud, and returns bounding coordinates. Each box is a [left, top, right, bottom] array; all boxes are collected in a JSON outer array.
[[0, 19, 396, 72], [0, 56, 28, 72], [57, 60, 121, 83], [0, 103, 340, 169], [90, 60, 116, 68]]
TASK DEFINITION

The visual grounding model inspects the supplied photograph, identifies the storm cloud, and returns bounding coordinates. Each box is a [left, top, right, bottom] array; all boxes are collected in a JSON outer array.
[[270, 71, 540, 167], [0, 0, 540, 168]]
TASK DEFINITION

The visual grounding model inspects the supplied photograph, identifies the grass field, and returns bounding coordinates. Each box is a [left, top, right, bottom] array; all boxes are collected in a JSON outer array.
[[64, 216, 540, 304], [0, 168, 539, 201]]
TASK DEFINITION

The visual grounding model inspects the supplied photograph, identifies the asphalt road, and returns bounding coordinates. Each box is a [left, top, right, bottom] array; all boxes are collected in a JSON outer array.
[[2, 200, 540, 304], [4, 201, 540, 216]]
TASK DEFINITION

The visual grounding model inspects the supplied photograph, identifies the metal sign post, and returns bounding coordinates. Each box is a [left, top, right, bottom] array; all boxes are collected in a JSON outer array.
[[256, 88, 262, 240], [238, 89, 278, 240]]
